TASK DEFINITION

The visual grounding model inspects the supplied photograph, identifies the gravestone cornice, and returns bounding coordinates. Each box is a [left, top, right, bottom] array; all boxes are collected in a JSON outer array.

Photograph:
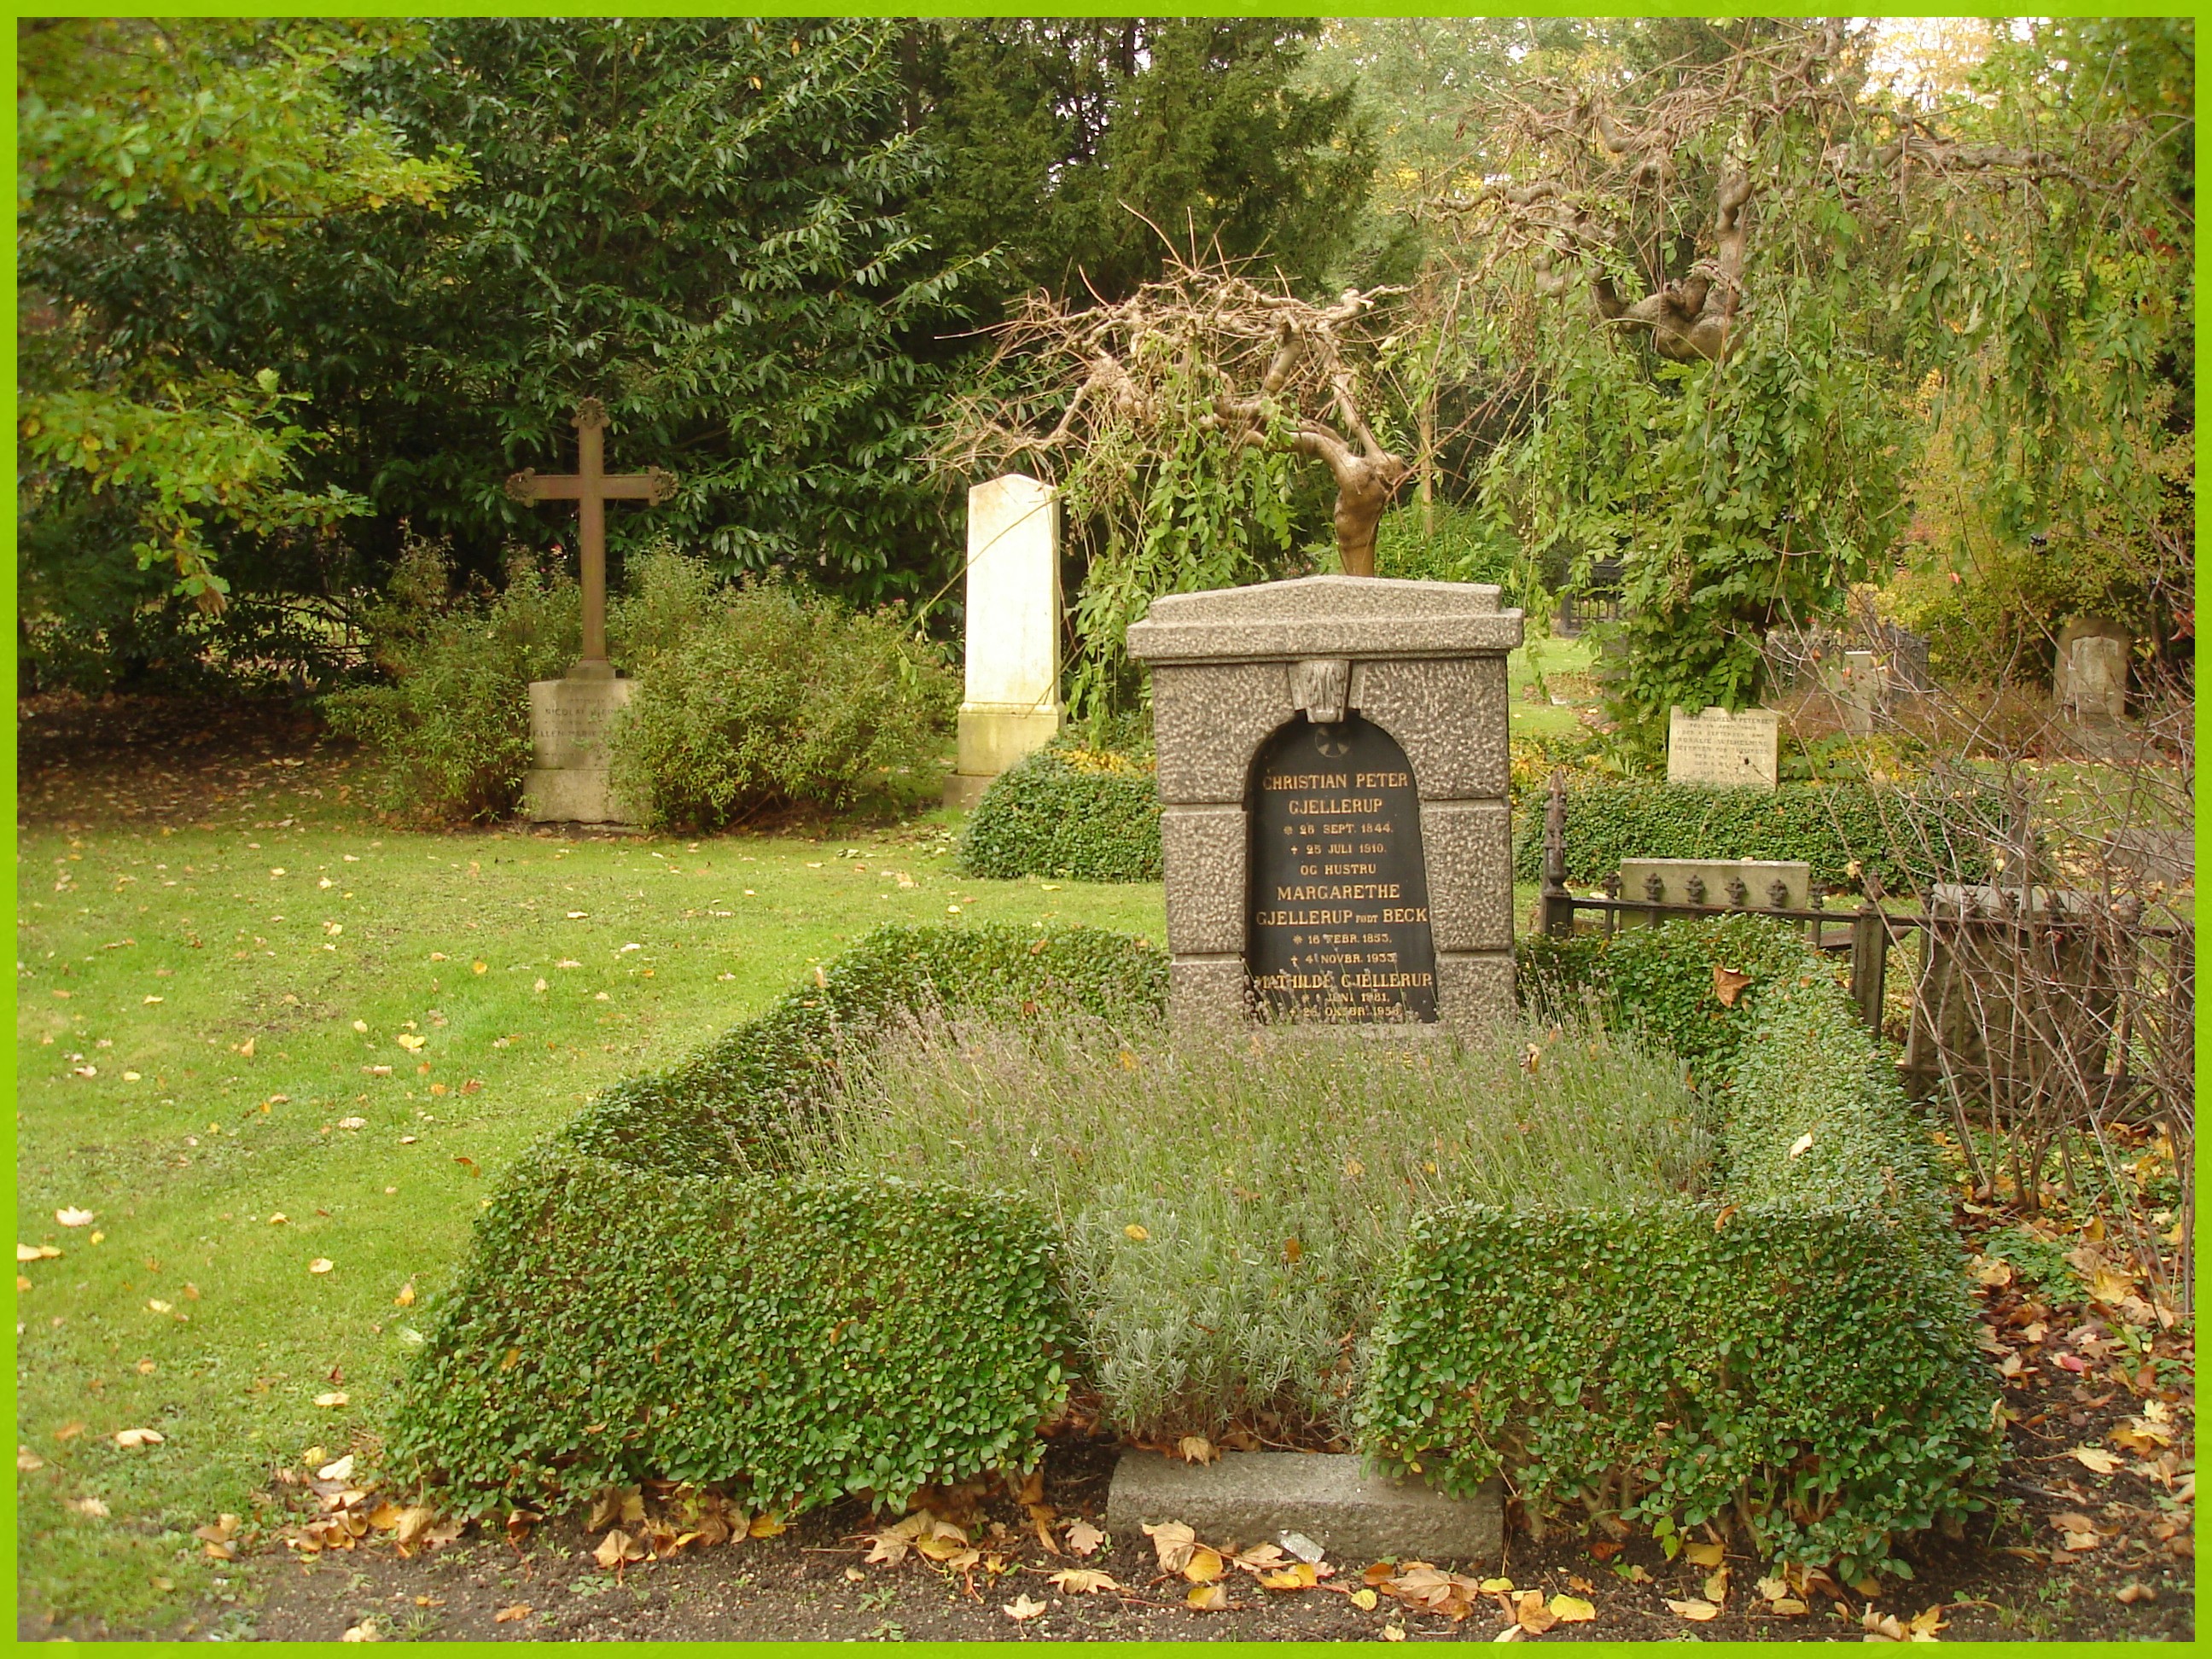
[[1127, 576, 1524, 662]]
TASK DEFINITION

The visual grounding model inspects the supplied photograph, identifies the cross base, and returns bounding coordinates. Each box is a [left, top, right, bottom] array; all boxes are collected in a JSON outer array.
[[564, 658, 620, 682]]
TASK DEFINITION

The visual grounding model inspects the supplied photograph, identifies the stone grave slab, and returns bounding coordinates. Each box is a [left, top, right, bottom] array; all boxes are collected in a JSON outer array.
[[947, 473, 1062, 807], [2055, 619, 2128, 722], [1666, 706, 1778, 789], [1106, 1452, 1501, 1565]]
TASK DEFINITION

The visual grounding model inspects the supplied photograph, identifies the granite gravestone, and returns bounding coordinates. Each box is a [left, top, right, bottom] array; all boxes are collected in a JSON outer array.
[[1666, 705, 1779, 790], [946, 474, 1062, 808], [1248, 716, 1438, 1022], [1125, 575, 1522, 1032]]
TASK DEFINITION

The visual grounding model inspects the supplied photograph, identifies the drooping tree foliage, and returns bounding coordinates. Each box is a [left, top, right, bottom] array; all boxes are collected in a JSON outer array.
[[1423, 16, 2192, 749]]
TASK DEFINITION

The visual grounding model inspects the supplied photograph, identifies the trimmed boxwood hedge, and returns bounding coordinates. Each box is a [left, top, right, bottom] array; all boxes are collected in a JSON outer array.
[[566, 923, 1167, 1177], [386, 1164, 1071, 1516], [387, 924, 1164, 1516], [1359, 917, 1998, 1582], [1510, 777, 1999, 892], [956, 743, 1162, 882]]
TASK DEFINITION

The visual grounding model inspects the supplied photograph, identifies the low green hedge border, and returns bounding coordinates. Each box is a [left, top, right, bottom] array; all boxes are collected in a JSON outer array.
[[566, 923, 1167, 1177], [387, 925, 1163, 1516], [1511, 777, 1999, 892], [386, 1164, 1071, 1516], [1360, 917, 1997, 1582], [956, 743, 1162, 882]]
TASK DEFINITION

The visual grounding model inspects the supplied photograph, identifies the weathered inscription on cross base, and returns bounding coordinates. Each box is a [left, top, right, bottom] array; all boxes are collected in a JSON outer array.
[[1248, 717, 1437, 1022]]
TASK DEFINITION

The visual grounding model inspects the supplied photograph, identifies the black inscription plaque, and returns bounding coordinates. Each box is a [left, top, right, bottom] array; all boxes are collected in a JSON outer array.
[[1248, 715, 1437, 1022]]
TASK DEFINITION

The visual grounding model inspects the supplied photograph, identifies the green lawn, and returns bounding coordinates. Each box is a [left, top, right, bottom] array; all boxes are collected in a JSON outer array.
[[15, 810, 1164, 1636]]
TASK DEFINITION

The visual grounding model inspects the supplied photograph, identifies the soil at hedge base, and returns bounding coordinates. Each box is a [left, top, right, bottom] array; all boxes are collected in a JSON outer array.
[[246, 1318, 2192, 1647]]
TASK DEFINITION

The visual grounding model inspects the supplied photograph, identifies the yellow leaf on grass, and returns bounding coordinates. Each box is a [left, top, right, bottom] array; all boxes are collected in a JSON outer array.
[[1186, 1582, 1229, 1611], [56, 1208, 95, 1228], [494, 1605, 531, 1623], [313, 1391, 348, 1409], [1549, 1594, 1596, 1623], [1788, 1132, 1814, 1160], [308, 1258, 334, 1275], [1124, 1224, 1150, 1241], [1665, 1598, 1720, 1621], [18, 1243, 61, 1261], [394, 1284, 416, 1307]]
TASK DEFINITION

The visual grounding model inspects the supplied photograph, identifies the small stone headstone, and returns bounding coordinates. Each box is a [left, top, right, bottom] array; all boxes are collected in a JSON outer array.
[[1827, 649, 1887, 736], [1666, 706, 1778, 790], [947, 474, 1062, 807], [522, 676, 635, 825], [2055, 623, 2128, 722]]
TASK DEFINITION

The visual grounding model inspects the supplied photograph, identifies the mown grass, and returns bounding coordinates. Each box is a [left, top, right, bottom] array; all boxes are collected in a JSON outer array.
[[800, 1010, 1712, 1443], [15, 810, 1164, 1636]]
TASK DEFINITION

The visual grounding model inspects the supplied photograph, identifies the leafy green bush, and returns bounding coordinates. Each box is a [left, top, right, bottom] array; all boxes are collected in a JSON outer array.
[[606, 550, 956, 830], [322, 542, 579, 822], [1510, 777, 1999, 892], [1372, 500, 1517, 586], [803, 1010, 1712, 1442], [1364, 919, 1997, 1583], [385, 1162, 1070, 1517], [955, 742, 1162, 882], [565, 923, 1168, 1177]]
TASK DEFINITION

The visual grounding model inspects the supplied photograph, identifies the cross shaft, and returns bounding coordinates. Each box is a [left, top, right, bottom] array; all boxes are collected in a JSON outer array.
[[505, 398, 674, 670]]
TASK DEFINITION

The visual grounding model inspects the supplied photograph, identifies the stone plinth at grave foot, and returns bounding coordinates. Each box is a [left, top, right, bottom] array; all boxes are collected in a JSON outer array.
[[1106, 1450, 1503, 1565], [944, 701, 1062, 807], [523, 667, 637, 827]]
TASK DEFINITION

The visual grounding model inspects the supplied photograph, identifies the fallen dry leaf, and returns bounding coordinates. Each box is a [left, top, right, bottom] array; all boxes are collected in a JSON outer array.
[[2116, 1581, 2157, 1604], [1665, 1598, 1719, 1621], [1065, 1517, 1106, 1557], [1682, 1540, 1726, 1569], [72, 1497, 111, 1517], [340, 1620, 376, 1642], [1260, 1563, 1318, 1591], [18, 1243, 61, 1261], [1003, 1593, 1047, 1621], [1514, 1589, 1557, 1634], [1178, 1435, 1218, 1465], [114, 1428, 165, 1449], [313, 1391, 349, 1409], [594, 1528, 645, 1569], [1144, 1520, 1197, 1575], [1048, 1569, 1117, 1594], [1549, 1593, 1596, 1623], [2072, 1446, 2123, 1476], [494, 1605, 532, 1623], [748, 1511, 789, 1540], [1349, 1587, 1379, 1610], [56, 1208, 95, 1228], [308, 1258, 334, 1275], [1186, 1582, 1230, 1611], [1183, 1545, 1225, 1584], [393, 1283, 416, 1308], [1713, 964, 1753, 1006], [1788, 1132, 1815, 1160]]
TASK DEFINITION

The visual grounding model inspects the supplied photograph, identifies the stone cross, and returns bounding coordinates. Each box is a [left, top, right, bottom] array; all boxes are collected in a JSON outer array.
[[505, 398, 675, 676]]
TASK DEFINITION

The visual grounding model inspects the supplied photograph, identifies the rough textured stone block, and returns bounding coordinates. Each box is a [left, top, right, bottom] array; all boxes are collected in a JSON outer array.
[[1435, 952, 1516, 1030], [1161, 807, 1247, 956], [1150, 661, 1292, 805], [1420, 802, 1514, 952], [1128, 575, 1522, 661], [522, 767, 633, 827], [1351, 658, 1511, 800], [1106, 1452, 1502, 1565], [1168, 958, 1249, 1031]]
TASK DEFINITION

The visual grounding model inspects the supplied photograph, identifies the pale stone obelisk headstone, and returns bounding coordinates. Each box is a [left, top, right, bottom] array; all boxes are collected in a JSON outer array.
[[505, 399, 674, 824], [1666, 706, 1778, 790], [946, 474, 1062, 808]]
